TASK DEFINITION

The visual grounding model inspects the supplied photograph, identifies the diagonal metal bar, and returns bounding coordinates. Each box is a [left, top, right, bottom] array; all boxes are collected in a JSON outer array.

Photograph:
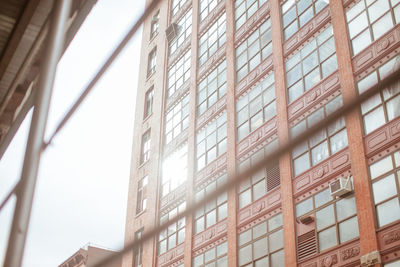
[[0, 182, 20, 212], [90, 66, 400, 267], [43, 0, 162, 149]]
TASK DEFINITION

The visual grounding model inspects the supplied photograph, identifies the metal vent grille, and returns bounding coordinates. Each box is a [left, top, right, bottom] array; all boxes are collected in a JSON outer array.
[[266, 161, 280, 191], [297, 230, 317, 260]]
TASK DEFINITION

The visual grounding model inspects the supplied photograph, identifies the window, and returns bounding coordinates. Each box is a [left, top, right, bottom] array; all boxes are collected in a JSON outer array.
[[136, 176, 148, 214], [234, 0, 267, 30], [169, 9, 192, 55], [296, 189, 359, 253], [238, 213, 284, 266], [165, 94, 189, 144], [158, 202, 186, 254], [346, 0, 400, 55], [147, 48, 157, 77], [194, 174, 227, 234], [171, 0, 189, 17], [290, 96, 348, 177], [198, 13, 226, 66], [134, 229, 144, 267], [150, 10, 159, 39], [144, 87, 154, 119], [193, 241, 228, 267], [285, 25, 337, 103], [161, 144, 188, 197], [197, 60, 227, 116], [236, 72, 276, 141], [281, 0, 329, 41], [368, 149, 400, 227], [141, 130, 151, 164], [199, 0, 222, 21], [385, 259, 400, 266], [167, 49, 191, 98], [357, 55, 400, 135], [236, 18, 272, 82], [237, 144, 280, 209], [196, 111, 227, 170]]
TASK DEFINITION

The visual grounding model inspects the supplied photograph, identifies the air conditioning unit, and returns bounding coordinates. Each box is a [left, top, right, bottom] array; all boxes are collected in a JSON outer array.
[[298, 215, 314, 225], [166, 23, 179, 42], [330, 176, 352, 197]]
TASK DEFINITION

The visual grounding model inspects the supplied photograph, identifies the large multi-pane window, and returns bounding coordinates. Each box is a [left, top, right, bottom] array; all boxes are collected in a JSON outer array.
[[385, 259, 400, 266], [196, 112, 227, 170], [281, 0, 329, 41], [167, 50, 191, 98], [194, 174, 227, 234], [141, 130, 151, 164], [285, 25, 337, 103], [238, 213, 284, 266], [237, 143, 280, 209], [198, 13, 226, 66], [171, 0, 189, 17], [236, 72, 276, 141], [234, 0, 267, 30], [165, 94, 189, 144], [158, 202, 186, 254], [136, 176, 148, 214], [161, 144, 188, 197], [193, 241, 228, 267], [346, 0, 400, 55], [236, 18, 272, 82], [296, 189, 359, 252], [357, 55, 400, 135], [144, 87, 154, 119], [169, 9, 192, 55], [147, 48, 157, 77], [291, 96, 348, 177], [368, 149, 400, 227], [197, 60, 227, 116], [199, 0, 222, 21]]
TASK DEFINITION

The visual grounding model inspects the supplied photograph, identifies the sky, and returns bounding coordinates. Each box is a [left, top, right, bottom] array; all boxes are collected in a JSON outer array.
[[0, 0, 144, 266]]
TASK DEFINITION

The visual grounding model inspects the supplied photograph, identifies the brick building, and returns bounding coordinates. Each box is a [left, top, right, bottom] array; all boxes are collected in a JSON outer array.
[[123, 0, 400, 266]]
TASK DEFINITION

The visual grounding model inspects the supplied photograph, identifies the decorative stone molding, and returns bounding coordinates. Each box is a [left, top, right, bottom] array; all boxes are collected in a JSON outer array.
[[236, 117, 277, 161], [160, 182, 186, 215], [288, 71, 341, 125], [165, 81, 190, 111], [364, 116, 400, 158], [237, 189, 281, 227], [168, 37, 191, 68], [157, 243, 185, 267], [163, 129, 188, 157], [199, 0, 225, 36], [234, 2, 270, 46], [236, 56, 273, 97], [196, 154, 227, 189], [193, 219, 227, 251], [170, 0, 192, 25], [197, 96, 227, 130], [353, 24, 400, 78], [284, 7, 330, 57], [198, 45, 226, 82], [293, 148, 351, 197], [378, 223, 400, 252], [195, 167, 226, 191], [298, 239, 361, 267]]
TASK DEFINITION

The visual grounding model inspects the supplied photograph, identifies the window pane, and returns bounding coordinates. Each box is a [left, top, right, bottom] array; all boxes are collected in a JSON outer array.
[[270, 249, 284, 267], [369, 155, 393, 179], [377, 198, 400, 227], [296, 197, 313, 217], [373, 174, 398, 203], [253, 237, 268, 259], [339, 216, 359, 243], [269, 229, 284, 251], [316, 204, 335, 230], [336, 196, 357, 221], [239, 245, 252, 266], [318, 226, 338, 251]]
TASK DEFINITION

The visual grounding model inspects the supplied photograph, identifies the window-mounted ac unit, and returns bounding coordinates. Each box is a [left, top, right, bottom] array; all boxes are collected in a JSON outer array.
[[329, 176, 352, 197], [166, 23, 178, 42]]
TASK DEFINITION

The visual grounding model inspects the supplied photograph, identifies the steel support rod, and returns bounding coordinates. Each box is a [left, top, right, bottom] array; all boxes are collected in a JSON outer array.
[[4, 1, 72, 266]]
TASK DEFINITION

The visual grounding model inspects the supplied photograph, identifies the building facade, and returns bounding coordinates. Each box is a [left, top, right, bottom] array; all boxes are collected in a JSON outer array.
[[123, 0, 400, 266]]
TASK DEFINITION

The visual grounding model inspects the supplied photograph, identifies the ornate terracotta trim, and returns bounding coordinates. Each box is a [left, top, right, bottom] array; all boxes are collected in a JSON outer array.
[[192, 220, 228, 251], [160, 182, 187, 215], [196, 96, 227, 130], [157, 242, 185, 267], [196, 153, 227, 189], [197, 45, 226, 82]]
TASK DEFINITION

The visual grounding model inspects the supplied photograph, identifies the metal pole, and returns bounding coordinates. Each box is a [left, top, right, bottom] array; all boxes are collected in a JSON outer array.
[[4, 1, 72, 266]]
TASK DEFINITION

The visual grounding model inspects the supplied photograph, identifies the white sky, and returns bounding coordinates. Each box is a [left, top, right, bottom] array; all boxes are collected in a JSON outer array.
[[0, 0, 144, 266]]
